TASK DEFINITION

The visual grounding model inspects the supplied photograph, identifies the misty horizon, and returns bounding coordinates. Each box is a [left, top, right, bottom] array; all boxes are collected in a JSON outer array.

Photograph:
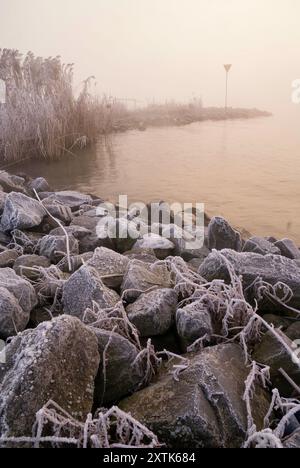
[[1, 0, 300, 114]]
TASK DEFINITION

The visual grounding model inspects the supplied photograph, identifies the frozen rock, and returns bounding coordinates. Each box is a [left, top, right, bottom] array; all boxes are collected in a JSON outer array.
[[208, 216, 242, 251], [41, 191, 93, 210], [1, 192, 45, 232], [0, 316, 100, 439], [243, 237, 281, 256], [120, 344, 270, 448], [0, 268, 37, 314], [13, 254, 51, 280], [127, 289, 177, 337], [133, 234, 175, 260], [86, 247, 130, 289], [0, 249, 19, 268], [62, 265, 119, 320], [253, 330, 300, 397], [58, 252, 93, 273], [176, 301, 213, 351], [199, 249, 300, 312], [0, 171, 27, 194], [283, 429, 300, 448], [93, 329, 144, 406], [70, 215, 100, 231], [121, 260, 173, 302], [0, 287, 29, 339], [275, 239, 300, 260], [0, 191, 7, 214], [39, 234, 79, 263], [29, 177, 50, 193]]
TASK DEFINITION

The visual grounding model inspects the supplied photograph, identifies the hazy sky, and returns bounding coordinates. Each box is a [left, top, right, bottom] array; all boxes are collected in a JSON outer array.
[[1, 0, 300, 112]]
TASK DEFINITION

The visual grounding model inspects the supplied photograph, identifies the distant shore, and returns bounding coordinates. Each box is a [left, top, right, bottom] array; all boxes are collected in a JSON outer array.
[[111, 106, 272, 133]]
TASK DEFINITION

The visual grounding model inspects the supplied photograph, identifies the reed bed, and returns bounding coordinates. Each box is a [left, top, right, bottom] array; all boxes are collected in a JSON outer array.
[[0, 49, 126, 162]]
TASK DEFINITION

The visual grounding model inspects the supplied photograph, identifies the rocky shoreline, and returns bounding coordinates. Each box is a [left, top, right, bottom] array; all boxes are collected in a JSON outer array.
[[0, 170, 299, 448]]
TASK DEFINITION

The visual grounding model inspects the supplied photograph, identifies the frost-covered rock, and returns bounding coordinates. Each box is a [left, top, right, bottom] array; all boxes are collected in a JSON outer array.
[[0, 287, 29, 339], [0, 172, 27, 194], [110, 218, 143, 253], [70, 215, 100, 231], [133, 234, 175, 260], [285, 321, 300, 341], [253, 330, 300, 397], [0, 268, 37, 314], [1, 192, 46, 232], [41, 191, 93, 210], [199, 249, 300, 312], [39, 234, 79, 263], [243, 237, 281, 256], [121, 260, 173, 302], [93, 329, 144, 406], [275, 239, 300, 260], [62, 265, 119, 320], [284, 429, 300, 448], [58, 252, 93, 273], [0, 316, 100, 439], [86, 247, 130, 289], [120, 344, 270, 448], [44, 204, 73, 224], [208, 216, 242, 251], [0, 249, 19, 268], [13, 254, 51, 280], [0, 191, 7, 214], [176, 301, 213, 351], [29, 177, 50, 193], [127, 289, 177, 337]]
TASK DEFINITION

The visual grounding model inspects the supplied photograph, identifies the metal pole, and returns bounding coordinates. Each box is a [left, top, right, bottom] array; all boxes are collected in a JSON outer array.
[[224, 64, 232, 115]]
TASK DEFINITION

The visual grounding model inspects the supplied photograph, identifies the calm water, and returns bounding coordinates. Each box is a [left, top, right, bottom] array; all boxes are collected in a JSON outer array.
[[11, 114, 300, 242]]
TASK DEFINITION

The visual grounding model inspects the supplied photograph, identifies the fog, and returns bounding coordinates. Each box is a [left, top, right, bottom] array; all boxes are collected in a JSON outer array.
[[1, 0, 300, 113]]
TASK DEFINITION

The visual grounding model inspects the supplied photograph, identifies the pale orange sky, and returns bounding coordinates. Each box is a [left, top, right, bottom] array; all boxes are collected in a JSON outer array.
[[1, 0, 300, 113]]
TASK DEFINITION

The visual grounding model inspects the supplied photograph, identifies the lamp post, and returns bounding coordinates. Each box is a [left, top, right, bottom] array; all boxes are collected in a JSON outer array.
[[224, 64, 232, 114]]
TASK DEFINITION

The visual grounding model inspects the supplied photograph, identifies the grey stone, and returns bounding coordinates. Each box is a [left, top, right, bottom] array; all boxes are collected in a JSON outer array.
[[285, 322, 300, 342], [0, 191, 7, 214], [13, 255, 51, 280], [0, 249, 19, 268], [49, 225, 91, 240], [0, 316, 100, 439], [39, 234, 79, 263], [0, 268, 37, 314], [62, 265, 119, 320], [283, 429, 300, 448], [133, 234, 175, 260], [121, 260, 173, 302], [70, 215, 100, 231], [275, 239, 300, 260], [1, 192, 45, 232], [176, 301, 213, 351], [0, 287, 29, 339], [199, 249, 300, 312], [127, 289, 177, 337], [41, 191, 93, 210], [243, 237, 281, 256], [86, 247, 130, 289], [0, 172, 27, 194], [29, 177, 50, 193], [253, 330, 300, 397], [58, 252, 93, 273], [208, 216, 242, 251], [120, 344, 270, 448], [93, 329, 144, 406], [262, 314, 291, 330], [44, 204, 73, 224]]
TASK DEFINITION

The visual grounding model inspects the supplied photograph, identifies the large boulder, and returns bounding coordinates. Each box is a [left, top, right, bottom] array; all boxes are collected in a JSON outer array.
[[0, 316, 100, 439], [120, 344, 270, 448], [176, 301, 213, 351], [208, 217, 242, 251], [62, 265, 119, 320], [0, 287, 29, 339], [29, 177, 51, 194], [86, 247, 130, 289], [199, 249, 300, 312], [121, 260, 173, 302], [93, 329, 144, 406], [1, 192, 45, 232], [126, 289, 178, 337]]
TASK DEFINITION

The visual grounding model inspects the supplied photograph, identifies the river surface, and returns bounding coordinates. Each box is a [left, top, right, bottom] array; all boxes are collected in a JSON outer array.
[[11, 114, 300, 243]]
